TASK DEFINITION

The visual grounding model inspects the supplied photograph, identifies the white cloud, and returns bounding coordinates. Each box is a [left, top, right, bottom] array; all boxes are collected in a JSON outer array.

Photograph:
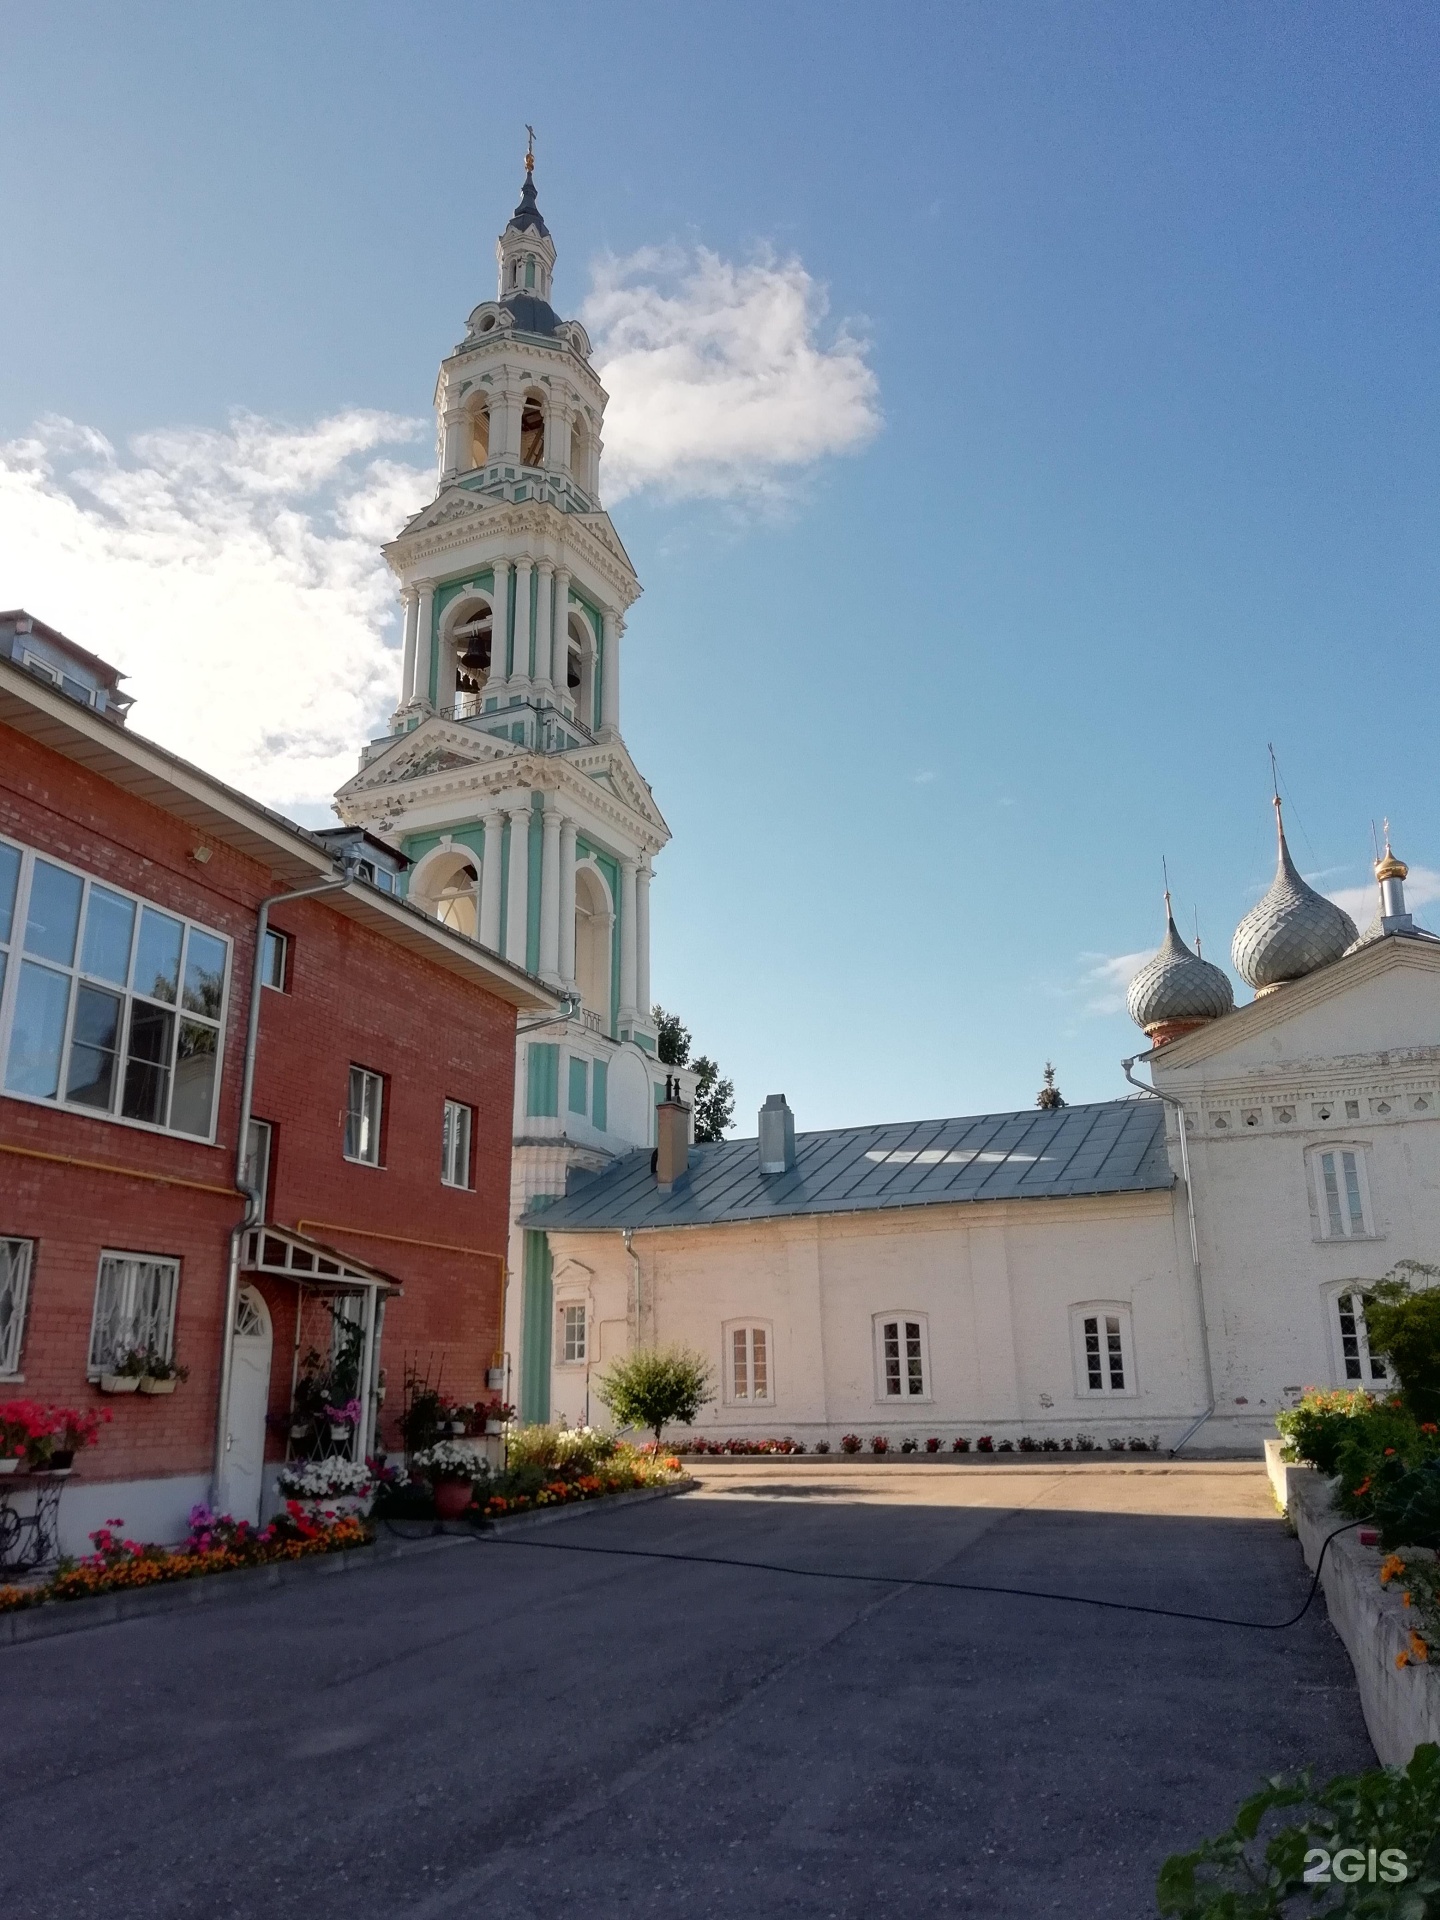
[[1327, 866, 1440, 928], [0, 243, 879, 810], [1075, 950, 1152, 1017], [0, 411, 432, 811], [583, 246, 881, 501]]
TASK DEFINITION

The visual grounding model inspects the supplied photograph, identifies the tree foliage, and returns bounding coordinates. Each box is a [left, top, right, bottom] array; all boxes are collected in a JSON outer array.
[[652, 1004, 735, 1143], [596, 1346, 714, 1453], [1036, 1063, 1065, 1110], [1363, 1261, 1440, 1426]]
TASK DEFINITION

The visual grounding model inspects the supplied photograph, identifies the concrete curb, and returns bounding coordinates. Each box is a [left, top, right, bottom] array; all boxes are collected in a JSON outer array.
[[679, 1455, 1264, 1472], [1267, 1447, 1440, 1766], [0, 1481, 695, 1648]]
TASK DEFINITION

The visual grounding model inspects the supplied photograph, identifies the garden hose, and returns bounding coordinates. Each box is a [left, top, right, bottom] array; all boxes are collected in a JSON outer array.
[[476, 1517, 1365, 1632]]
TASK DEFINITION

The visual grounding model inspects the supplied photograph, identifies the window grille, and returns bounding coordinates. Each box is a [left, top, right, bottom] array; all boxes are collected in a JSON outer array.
[[88, 1252, 180, 1374], [441, 1099, 473, 1188], [1334, 1290, 1389, 1385], [561, 1303, 586, 1363], [0, 1237, 34, 1377], [729, 1326, 770, 1402], [877, 1317, 927, 1398], [1073, 1305, 1135, 1395]]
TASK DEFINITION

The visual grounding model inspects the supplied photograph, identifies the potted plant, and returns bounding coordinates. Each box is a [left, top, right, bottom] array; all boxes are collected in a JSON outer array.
[[138, 1349, 190, 1395], [413, 1441, 485, 1519], [324, 1397, 363, 1445], [482, 1401, 514, 1435], [0, 1402, 46, 1473], [870, 1434, 889, 1455], [98, 1346, 148, 1394], [840, 1433, 862, 1453], [276, 1457, 376, 1520]]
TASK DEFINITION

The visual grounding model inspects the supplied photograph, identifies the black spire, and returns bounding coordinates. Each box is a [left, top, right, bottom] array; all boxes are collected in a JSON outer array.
[[510, 132, 550, 237]]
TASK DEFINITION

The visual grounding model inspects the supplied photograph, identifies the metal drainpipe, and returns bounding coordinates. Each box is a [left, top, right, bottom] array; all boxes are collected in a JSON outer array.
[[211, 866, 356, 1508], [1121, 1055, 1216, 1457], [624, 1228, 640, 1351]]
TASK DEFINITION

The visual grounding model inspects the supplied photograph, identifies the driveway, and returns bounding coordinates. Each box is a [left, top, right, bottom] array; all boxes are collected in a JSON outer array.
[[2, 1460, 1371, 1920]]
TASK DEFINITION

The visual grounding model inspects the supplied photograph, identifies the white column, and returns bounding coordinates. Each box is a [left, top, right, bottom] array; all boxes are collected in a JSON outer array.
[[551, 568, 571, 709], [488, 562, 509, 692], [505, 805, 531, 969], [488, 385, 517, 461], [636, 857, 651, 1017], [558, 819, 578, 988], [511, 559, 533, 691], [618, 856, 638, 1022], [442, 405, 468, 478], [534, 562, 554, 696], [413, 585, 435, 709], [479, 809, 505, 950], [600, 612, 621, 737], [549, 399, 573, 478], [539, 801, 562, 983], [399, 589, 419, 705]]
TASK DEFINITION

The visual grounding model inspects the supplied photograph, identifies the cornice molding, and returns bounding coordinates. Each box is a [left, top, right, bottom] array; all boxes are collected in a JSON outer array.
[[383, 492, 639, 607]]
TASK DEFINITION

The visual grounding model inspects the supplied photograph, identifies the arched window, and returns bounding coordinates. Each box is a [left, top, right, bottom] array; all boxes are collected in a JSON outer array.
[[410, 849, 480, 939], [446, 596, 494, 718], [574, 865, 612, 1022], [469, 402, 490, 468], [525, 254, 536, 290], [510, 258, 521, 289], [566, 610, 595, 724], [570, 414, 591, 489], [520, 392, 546, 468]]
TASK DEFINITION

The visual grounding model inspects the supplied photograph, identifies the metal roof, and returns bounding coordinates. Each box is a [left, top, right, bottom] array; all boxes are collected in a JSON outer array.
[[521, 1098, 1173, 1234]]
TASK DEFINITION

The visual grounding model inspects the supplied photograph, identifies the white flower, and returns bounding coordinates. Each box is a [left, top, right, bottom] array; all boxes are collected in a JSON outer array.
[[413, 1441, 489, 1479], [276, 1459, 374, 1498]]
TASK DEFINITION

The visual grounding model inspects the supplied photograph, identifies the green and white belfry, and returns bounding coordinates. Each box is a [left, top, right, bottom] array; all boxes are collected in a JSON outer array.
[[337, 152, 694, 1252]]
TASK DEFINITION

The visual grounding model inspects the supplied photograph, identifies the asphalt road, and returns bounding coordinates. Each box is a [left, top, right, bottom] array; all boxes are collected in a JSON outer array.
[[5, 1462, 1373, 1920]]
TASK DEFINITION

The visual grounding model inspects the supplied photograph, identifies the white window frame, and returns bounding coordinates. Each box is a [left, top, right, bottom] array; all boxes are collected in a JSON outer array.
[[559, 1301, 587, 1365], [1327, 1284, 1392, 1388], [725, 1322, 772, 1406], [344, 1066, 385, 1167], [873, 1312, 931, 1403], [1308, 1144, 1378, 1241], [441, 1098, 473, 1189], [0, 833, 232, 1143], [0, 1236, 35, 1378], [1071, 1302, 1137, 1397], [260, 928, 288, 991], [87, 1250, 180, 1376]]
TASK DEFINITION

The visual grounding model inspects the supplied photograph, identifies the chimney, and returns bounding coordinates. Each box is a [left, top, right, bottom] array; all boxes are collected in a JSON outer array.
[[655, 1076, 690, 1189], [758, 1094, 796, 1175]]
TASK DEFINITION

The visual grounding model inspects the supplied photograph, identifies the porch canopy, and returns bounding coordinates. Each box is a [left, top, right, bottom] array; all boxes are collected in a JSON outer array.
[[239, 1225, 402, 1460]]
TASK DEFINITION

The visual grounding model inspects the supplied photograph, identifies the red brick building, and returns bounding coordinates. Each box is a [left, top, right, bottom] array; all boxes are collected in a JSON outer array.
[[0, 611, 556, 1551]]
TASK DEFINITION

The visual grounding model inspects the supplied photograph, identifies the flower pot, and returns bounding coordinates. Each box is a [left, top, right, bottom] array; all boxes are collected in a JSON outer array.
[[484, 1419, 503, 1435], [448, 1422, 467, 1436], [98, 1374, 140, 1394], [295, 1492, 373, 1524], [48, 1450, 75, 1471], [0, 1457, 20, 1475], [138, 1376, 177, 1395], [433, 1479, 473, 1520], [328, 1424, 351, 1443], [289, 1423, 309, 1440], [38, 1466, 72, 1479]]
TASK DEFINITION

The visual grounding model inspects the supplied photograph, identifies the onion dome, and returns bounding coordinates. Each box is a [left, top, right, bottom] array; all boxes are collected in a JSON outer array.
[[1231, 797, 1357, 991], [1126, 893, 1235, 1044], [1346, 836, 1420, 953]]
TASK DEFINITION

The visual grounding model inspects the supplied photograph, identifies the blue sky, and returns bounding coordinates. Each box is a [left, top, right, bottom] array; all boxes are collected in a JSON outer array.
[[4, 4, 1440, 1132]]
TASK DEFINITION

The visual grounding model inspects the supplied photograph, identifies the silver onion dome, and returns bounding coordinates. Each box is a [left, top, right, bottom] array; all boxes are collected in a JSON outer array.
[[1232, 799, 1357, 990], [1126, 896, 1234, 1039]]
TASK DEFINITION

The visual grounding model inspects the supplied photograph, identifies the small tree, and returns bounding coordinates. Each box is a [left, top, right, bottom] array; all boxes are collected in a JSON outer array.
[[1363, 1260, 1440, 1425], [597, 1346, 713, 1454], [1036, 1063, 1065, 1110], [653, 1004, 735, 1141]]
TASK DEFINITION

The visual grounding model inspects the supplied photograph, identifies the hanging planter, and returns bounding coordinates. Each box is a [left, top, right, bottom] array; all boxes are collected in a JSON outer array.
[[484, 1419, 504, 1435], [328, 1424, 352, 1444], [98, 1374, 141, 1394], [138, 1377, 177, 1396], [289, 1422, 309, 1441]]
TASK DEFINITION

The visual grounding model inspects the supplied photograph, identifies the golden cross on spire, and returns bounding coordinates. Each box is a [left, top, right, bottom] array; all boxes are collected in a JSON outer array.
[[525, 125, 536, 173]]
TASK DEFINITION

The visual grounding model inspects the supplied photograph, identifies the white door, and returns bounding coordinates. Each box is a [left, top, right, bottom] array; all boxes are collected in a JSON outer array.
[[224, 1286, 273, 1523]]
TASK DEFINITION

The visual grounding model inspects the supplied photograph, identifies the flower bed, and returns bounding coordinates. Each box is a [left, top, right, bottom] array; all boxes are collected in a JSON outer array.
[[480, 1456, 683, 1521], [0, 1400, 109, 1472], [0, 1502, 369, 1615], [670, 1437, 809, 1456]]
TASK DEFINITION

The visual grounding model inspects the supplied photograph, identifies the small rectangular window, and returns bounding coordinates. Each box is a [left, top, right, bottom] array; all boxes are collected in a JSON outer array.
[[526, 1042, 559, 1118], [1313, 1148, 1373, 1239], [261, 928, 288, 991], [729, 1326, 770, 1403], [0, 1237, 35, 1377], [876, 1316, 927, 1399], [561, 1303, 587, 1363], [88, 1251, 180, 1375], [441, 1099, 473, 1188], [568, 1055, 589, 1116], [1073, 1304, 1135, 1396], [345, 1066, 384, 1166], [243, 1119, 273, 1220], [592, 1059, 608, 1132], [1334, 1290, 1390, 1385]]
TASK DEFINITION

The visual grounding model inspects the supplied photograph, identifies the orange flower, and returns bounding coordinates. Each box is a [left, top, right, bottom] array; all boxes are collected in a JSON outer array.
[[1396, 1651, 1410, 1668], [1380, 1554, 1405, 1584], [1353, 1477, 1372, 1497], [1409, 1631, 1430, 1663]]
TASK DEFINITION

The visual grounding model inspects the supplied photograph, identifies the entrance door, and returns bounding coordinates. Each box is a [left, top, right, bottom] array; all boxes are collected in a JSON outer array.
[[224, 1286, 273, 1523]]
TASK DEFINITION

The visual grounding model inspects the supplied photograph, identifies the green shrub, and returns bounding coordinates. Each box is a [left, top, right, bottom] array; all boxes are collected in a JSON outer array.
[[1157, 1743, 1440, 1916], [1371, 1463, 1440, 1554], [505, 1424, 619, 1475], [1276, 1390, 1378, 1476], [596, 1346, 713, 1452], [1334, 1404, 1440, 1519], [1363, 1264, 1440, 1427]]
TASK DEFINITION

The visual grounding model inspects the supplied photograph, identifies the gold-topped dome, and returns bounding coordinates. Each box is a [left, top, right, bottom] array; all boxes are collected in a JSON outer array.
[[1376, 845, 1408, 883]]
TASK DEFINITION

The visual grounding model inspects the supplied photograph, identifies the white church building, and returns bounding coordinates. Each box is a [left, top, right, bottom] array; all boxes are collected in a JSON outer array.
[[341, 159, 1440, 1453]]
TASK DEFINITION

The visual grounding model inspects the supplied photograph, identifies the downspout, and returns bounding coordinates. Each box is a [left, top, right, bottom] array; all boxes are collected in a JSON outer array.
[[624, 1227, 640, 1351], [1121, 1055, 1215, 1456], [212, 866, 356, 1508]]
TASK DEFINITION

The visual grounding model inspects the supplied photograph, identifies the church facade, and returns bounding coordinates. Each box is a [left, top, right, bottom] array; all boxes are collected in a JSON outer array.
[[335, 159, 694, 1424]]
